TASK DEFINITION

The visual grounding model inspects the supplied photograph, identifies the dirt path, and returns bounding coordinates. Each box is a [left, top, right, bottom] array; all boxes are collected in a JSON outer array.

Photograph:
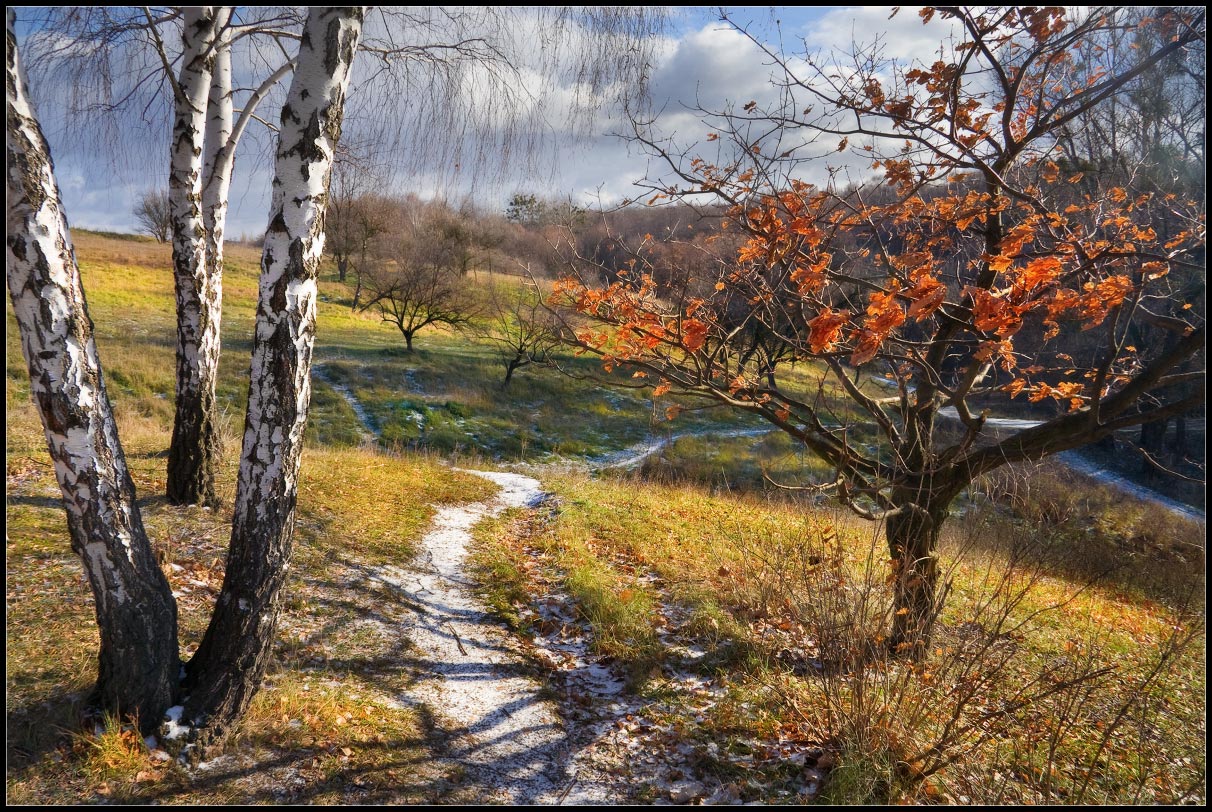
[[312, 364, 378, 446], [593, 426, 770, 471], [315, 366, 575, 799]]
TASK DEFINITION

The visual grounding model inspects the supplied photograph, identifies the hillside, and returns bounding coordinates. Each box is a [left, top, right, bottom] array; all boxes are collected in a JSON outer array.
[[6, 232, 1206, 804]]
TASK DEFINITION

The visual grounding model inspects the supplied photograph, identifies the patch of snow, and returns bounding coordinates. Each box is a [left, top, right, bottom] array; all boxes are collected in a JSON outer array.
[[387, 467, 569, 803], [311, 364, 377, 445], [162, 705, 190, 740], [877, 377, 1203, 523], [594, 426, 770, 471]]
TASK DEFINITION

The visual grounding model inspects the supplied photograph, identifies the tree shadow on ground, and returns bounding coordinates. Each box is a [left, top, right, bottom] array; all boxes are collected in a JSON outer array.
[[6, 688, 93, 768]]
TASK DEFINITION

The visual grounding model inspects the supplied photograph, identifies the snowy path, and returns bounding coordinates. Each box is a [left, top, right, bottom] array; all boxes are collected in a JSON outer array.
[[312, 364, 378, 446], [373, 470, 576, 804], [936, 406, 1205, 523], [314, 365, 577, 799], [306, 364, 1201, 803], [866, 378, 1204, 522], [593, 426, 770, 470], [318, 361, 1201, 523]]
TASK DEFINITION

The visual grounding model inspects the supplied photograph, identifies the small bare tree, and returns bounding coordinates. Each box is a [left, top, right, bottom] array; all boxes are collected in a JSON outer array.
[[326, 140, 384, 284], [132, 188, 171, 242], [360, 199, 480, 351], [475, 273, 561, 387]]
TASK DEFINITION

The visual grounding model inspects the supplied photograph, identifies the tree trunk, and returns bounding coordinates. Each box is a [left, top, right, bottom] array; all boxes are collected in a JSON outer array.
[[1170, 416, 1187, 462], [183, 7, 364, 753], [6, 13, 179, 730], [884, 473, 963, 658], [1139, 418, 1167, 478], [404, 330, 414, 352], [886, 508, 943, 657], [167, 7, 221, 507], [502, 356, 523, 388], [337, 256, 348, 282]]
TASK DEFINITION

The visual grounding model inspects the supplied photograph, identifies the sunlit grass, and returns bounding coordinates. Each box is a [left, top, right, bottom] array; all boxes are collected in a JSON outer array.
[[473, 470, 1204, 804], [7, 231, 1205, 805]]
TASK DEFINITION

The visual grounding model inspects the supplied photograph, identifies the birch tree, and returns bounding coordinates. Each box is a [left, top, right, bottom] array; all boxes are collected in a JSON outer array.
[[181, 6, 365, 749], [158, 8, 302, 507], [164, 6, 222, 507], [5, 10, 179, 729], [11, 4, 666, 749]]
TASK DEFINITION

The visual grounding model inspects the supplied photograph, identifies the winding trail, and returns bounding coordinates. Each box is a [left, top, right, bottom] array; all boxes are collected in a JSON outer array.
[[316, 364, 608, 802], [374, 470, 572, 804], [312, 364, 378, 446], [309, 364, 1202, 802], [592, 425, 770, 471], [866, 378, 1204, 523], [936, 406, 1205, 523]]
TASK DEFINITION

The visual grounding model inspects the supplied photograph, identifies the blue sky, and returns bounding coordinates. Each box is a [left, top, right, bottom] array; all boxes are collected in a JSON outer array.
[[15, 6, 944, 237]]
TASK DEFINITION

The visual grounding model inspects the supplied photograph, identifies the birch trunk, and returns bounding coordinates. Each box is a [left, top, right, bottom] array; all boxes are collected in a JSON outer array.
[[200, 10, 232, 362], [166, 6, 222, 507], [5, 12, 179, 729], [183, 7, 365, 751]]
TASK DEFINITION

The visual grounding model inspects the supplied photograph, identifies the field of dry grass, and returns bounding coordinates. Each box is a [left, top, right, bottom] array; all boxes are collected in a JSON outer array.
[[6, 231, 1206, 804]]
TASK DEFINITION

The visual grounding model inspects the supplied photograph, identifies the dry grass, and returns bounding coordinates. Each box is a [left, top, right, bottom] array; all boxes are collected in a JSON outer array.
[[468, 469, 1205, 804], [7, 231, 1206, 804]]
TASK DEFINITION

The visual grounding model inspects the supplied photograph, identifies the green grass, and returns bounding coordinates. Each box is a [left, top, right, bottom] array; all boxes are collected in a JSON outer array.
[[316, 335, 767, 462]]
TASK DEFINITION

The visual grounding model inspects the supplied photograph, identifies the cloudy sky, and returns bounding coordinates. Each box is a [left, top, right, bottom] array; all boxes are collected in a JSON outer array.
[[17, 6, 959, 237]]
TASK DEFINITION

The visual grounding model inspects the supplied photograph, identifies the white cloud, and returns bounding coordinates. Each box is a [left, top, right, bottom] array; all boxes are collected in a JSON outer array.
[[26, 7, 976, 230], [800, 6, 964, 64]]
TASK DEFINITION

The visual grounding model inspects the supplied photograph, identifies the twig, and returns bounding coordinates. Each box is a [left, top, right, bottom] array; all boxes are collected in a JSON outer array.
[[555, 778, 578, 804], [447, 622, 468, 655]]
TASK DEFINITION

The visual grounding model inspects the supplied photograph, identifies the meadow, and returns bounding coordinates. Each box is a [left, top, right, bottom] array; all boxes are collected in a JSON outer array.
[[6, 232, 1205, 804]]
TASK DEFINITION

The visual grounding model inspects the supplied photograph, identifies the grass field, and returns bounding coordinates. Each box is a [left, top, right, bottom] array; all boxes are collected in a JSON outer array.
[[6, 231, 1206, 804]]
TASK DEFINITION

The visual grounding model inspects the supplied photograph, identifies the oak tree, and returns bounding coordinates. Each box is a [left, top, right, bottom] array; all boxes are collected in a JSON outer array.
[[555, 6, 1206, 655], [359, 198, 482, 351]]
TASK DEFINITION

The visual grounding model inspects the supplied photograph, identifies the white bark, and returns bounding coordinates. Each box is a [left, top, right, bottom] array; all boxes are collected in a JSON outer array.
[[167, 6, 221, 505], [5, 9, 178, 726], [169, 6, 215, 370], [201, 8, 233, 289], [235, 7, 364, 528], [184, 7, 365, 746]]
